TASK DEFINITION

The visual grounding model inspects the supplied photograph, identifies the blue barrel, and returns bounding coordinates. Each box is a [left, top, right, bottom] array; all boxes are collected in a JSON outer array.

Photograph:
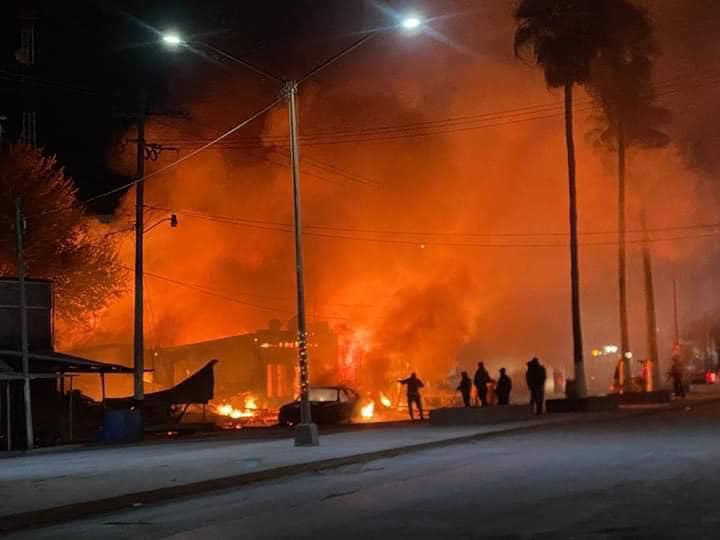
[[102, 408, 142, 443]]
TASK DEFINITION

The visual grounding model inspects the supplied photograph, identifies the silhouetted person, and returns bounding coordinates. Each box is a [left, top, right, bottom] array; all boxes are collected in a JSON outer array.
[[457, 371, 472, 407], [526, 357, 547, 415], [670, 358, 686, 398], [399, 372, 425, 420], [474, 362, 491, 407], [496, 368, 512, 406]]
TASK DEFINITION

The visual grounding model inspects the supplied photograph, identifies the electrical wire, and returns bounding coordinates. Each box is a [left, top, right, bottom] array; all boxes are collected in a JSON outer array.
[[144, 204, 720, 248], [134, 267, 351, 320], [154, 71, 720, 149]]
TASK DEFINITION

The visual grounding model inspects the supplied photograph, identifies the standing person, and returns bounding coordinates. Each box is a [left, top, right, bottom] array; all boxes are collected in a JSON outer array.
[[399, 372, 425, 420], [670, 357, 686, 398], [496, 368, 512, 406], [526, 357, 547, 415], [473, 362, 491, 407], [456, 371, 472, 407]]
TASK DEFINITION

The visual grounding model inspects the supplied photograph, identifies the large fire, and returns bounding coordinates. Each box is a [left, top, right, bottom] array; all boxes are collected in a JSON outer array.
[[360, 400, 375, 419], [216, 403, 254, 419], [213, 395, 261, 421], [61, 1, 720, 407]]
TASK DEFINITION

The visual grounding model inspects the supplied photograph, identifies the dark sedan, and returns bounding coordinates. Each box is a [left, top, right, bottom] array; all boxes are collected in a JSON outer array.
[[278, 386, 361, 426]]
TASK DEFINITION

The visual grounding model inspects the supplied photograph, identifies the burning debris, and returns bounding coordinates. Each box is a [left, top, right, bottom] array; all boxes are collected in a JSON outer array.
[[360, 400, 375, 419], [210, 394, 276, 427]]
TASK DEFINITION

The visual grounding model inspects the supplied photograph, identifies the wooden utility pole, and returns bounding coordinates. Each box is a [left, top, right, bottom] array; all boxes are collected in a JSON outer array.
[[133, 91, 146, 430], [15, 198, 34, 449]]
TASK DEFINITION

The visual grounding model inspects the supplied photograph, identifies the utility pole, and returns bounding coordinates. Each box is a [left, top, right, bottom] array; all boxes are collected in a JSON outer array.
[[618, 124, 632, 392], [641, 212, 660, 391], [15, 197, 34, 449], [133, 90, 146, 433], [672, 278, 680, 353], [287, 81, 318, 447], [18, 14, 37, 148]]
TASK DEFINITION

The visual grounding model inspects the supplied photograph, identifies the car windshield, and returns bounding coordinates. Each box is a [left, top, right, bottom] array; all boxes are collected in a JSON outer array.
[[308, 388, 338, 402]]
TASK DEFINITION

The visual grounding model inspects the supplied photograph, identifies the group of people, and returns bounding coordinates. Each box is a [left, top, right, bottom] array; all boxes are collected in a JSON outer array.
[[456, 358, 547, 415], [398, 357, 549, 421]]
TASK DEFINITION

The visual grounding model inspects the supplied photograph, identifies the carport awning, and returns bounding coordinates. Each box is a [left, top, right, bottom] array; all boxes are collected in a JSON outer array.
[[0, 350, 134, 376]]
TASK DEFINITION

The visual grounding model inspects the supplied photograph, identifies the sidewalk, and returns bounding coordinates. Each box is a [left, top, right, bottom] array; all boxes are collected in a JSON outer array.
[[0, 397, 714, 532]]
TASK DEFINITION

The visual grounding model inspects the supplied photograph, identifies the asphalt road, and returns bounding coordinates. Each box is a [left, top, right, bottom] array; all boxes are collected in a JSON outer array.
[[10, 402, 720, 539]]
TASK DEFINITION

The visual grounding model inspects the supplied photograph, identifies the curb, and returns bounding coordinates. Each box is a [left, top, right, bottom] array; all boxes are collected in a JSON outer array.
[[0, 419, 424, 461], [1, 397, 717, 533]]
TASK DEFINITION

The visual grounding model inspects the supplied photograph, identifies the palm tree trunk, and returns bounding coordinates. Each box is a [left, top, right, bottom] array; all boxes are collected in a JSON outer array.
[[564, 82, 587, 398], [641, 210, 660, 391], [617, 123, 632, 391]]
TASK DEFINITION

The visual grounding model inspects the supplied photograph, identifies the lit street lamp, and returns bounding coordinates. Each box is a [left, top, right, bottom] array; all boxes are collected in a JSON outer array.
[[161, 32, 183, 47], [160, 13, 423, 446], [401, 15, 422, 30]]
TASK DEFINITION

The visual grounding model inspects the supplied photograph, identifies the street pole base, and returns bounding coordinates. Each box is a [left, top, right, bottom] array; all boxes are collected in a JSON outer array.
[[294, 422, 319, 447]]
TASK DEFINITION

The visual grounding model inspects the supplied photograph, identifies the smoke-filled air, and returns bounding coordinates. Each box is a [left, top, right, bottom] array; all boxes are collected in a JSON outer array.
[[61, 0, 720, 398]]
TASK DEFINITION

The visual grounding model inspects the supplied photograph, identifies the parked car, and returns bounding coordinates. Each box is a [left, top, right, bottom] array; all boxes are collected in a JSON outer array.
[[278, 386, 361, 426]]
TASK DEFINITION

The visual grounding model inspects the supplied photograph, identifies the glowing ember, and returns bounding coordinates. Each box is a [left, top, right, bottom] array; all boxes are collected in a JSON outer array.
[[379, 393, 392, 408], [216, 403, 254, 419], [217, 404, 234, 416], [361, 400, 375, 419], [244, 396, 258, 410]]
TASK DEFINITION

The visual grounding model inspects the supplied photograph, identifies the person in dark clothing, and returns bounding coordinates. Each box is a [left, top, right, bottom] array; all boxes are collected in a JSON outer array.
[[457, 371, 472, 407], [670, 358, 686, 398], [496, 368, 512, 406], [399, 372, 425, 420], [526, 357, 547, 415], [473, 362, 491, 407]]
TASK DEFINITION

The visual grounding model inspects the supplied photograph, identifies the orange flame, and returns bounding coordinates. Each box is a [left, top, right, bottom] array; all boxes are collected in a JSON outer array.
[[360, 400, 375, 419], [216, 402, 254, 419]]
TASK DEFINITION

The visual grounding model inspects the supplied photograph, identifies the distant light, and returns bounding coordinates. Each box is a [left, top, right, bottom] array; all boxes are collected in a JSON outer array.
[[624, 352, 633, 359], [603, 345, 619, 355], [401, 15, 422, 30], [162, 32, 183, 47]]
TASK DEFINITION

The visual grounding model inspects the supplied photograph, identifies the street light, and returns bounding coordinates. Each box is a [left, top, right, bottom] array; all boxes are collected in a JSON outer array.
[[161, 32, 183, 47], [401, 15, 422, 30], [160, 15, 422, 447]]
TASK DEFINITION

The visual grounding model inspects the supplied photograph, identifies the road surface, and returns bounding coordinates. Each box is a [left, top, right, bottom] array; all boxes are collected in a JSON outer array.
[[9, 401, 720, 539]]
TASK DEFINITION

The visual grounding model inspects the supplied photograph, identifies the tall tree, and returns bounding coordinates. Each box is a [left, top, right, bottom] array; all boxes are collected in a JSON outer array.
[[587, 0, 670, 390], [0, 144, 126, 344], [514, 0, 614, 397]]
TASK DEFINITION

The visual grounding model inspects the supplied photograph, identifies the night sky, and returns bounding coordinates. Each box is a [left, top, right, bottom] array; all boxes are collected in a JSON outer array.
[[0, 0, 393, 212]]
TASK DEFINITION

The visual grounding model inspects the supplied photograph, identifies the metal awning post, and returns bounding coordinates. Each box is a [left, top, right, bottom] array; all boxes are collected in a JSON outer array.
[[100, 372, 106, 405], [68, 375, 73, 442], [5, 382, 11, 451]]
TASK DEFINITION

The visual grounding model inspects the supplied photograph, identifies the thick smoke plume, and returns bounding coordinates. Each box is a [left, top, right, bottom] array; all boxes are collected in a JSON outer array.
[[66, 0, 720, 394]]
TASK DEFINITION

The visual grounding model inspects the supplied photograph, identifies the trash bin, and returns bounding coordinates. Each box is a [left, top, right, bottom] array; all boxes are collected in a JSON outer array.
[[102, 408, 142, 443], [565, 379, 577, 399]]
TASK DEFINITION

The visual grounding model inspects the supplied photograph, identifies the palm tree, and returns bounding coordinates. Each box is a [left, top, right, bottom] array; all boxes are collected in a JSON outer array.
[[514, 0, 612, 398], [587, 1, 670, 391]]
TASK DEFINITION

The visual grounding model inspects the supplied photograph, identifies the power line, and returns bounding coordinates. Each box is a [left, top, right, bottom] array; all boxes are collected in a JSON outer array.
[[145, 204, 720, 248], [133, 267, 351, 320], [155, 70, 720, 150]]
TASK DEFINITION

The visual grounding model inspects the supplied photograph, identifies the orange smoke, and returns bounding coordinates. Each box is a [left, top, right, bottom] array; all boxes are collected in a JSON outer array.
[[62, 1, 720, 398]]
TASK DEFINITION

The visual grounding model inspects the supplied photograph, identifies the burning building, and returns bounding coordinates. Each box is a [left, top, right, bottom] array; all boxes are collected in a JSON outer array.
[[149, 318, 338, 405]]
